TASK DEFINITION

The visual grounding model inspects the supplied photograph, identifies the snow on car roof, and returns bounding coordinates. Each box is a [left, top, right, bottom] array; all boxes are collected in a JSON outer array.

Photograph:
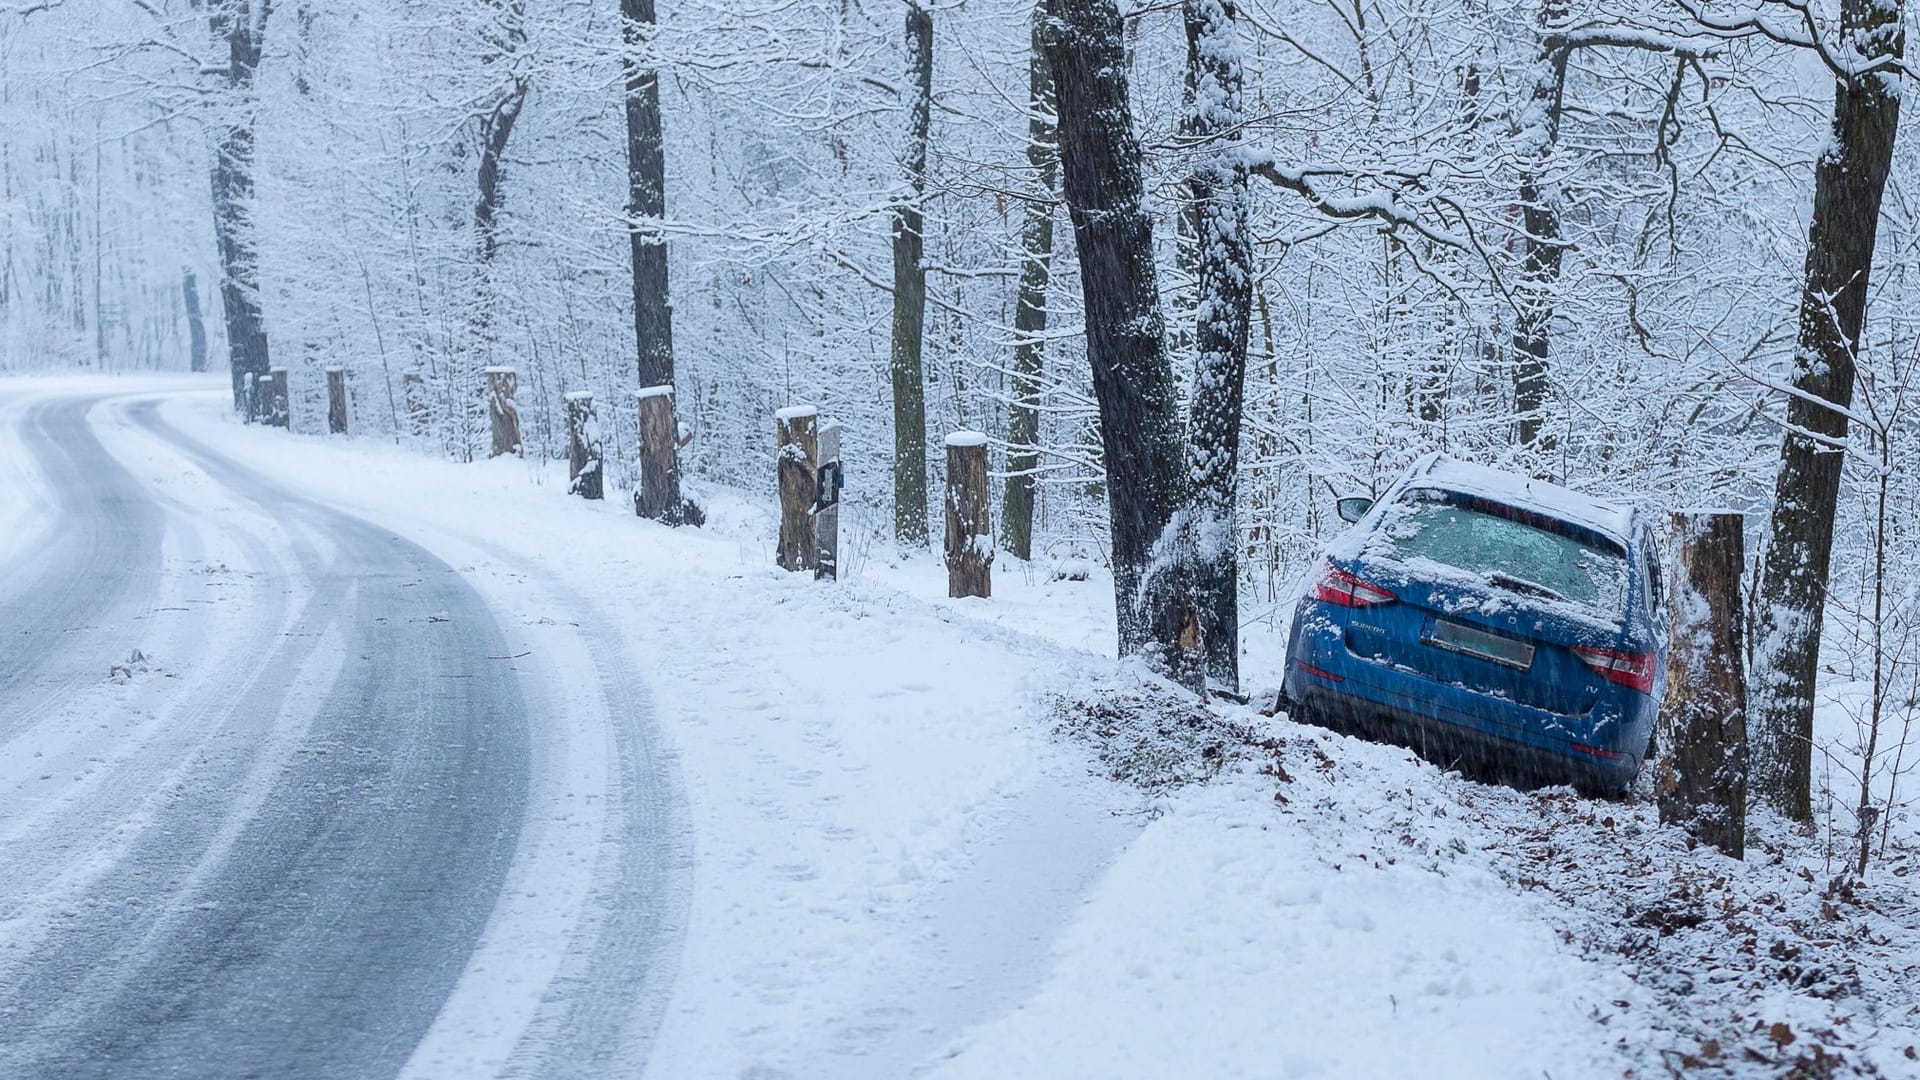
[[1407, 454, 1635, 542]]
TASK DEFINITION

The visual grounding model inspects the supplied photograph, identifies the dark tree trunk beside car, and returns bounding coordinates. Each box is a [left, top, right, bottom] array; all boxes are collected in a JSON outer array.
[[1044, 0, 1202, 690]]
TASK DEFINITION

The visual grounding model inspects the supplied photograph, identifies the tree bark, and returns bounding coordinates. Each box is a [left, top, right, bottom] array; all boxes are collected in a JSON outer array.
[[326, 366, 348, 435], [402, 370, 428, 438], [487, 366, 521, 457], [624, 0, 683, 518], [635, 386, 682, 519], [776, 405, 819, 572], [1044, 0, 1202, 690], [473, 0, 529, 364], [1512, 2, 1566, 454], [1000, 17, 1057, 563], [890, 3, 932, 547], [1753, 0, 1903, 823], [1658, 512, 1748, 858], [566, 391, 603, 500], [183, 268, 208, 374], [208, 0, 271, 414], [1182, 0, 1252, 692], [945, 432, 992, 598]]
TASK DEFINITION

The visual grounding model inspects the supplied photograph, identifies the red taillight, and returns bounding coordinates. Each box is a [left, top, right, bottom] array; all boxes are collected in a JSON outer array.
[[1569, 742, 1628, 761], [1312, 564, 1397, 608], [1572, 646, 1655, 694]]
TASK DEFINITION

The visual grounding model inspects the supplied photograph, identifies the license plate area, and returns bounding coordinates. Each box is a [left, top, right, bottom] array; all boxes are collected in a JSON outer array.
[[1426, 619, 1535, 670]]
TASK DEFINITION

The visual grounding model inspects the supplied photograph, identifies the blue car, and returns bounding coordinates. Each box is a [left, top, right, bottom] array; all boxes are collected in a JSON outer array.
[[1279, 454, 1667, 796]]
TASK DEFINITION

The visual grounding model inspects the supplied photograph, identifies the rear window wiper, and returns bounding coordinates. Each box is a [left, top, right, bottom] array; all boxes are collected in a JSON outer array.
[[1484, 571, 1570, 604]]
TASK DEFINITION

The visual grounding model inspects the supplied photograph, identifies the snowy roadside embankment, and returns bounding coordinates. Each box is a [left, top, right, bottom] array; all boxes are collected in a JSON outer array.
[[73, 380, 1914, 1079]]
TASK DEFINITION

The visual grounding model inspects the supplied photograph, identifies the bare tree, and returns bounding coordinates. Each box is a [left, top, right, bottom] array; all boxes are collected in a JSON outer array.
[[1752, 0, 1904, 822], [1000, 15, 1057, 563], [208, 0, 272, 413], [1045, 0, 1201, 689], [1181, 0, 1252, 691], [890, 1, 932, 546]]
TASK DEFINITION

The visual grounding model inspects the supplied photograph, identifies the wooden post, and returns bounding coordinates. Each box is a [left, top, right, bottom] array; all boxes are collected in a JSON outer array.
[[486, 366, 521, 457], [260, 368, 290, 429], [402, 371, 428, 437], [775, 405, 818, 571], [944, 431, 992, 598], [635, 385, 680, 520], [566, 391, 603, 500], [326, 367, 348, 435], [815, 424, 842, 580], [1658, 511, 1748, 858]]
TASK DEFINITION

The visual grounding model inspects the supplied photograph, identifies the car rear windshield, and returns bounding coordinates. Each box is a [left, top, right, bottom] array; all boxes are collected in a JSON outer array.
[[1373, 488, 1629, 613]]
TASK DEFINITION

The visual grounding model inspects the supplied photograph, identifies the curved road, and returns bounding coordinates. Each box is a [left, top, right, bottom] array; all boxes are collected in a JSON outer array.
[[0, 390, 676, 1079]]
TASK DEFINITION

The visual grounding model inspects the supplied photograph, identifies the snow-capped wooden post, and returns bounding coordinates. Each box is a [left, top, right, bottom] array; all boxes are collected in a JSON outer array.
[[326, 367, 348, 435], [775, 405, 818, 571], [814, 423, 843, 580], [1657, 511, 1748, 859], [944, 430, 992, 598], [635, 385, 679, 520], [566, 390, 603, 500], [486, 366, 521, 457], [260, 368, 290, 429]]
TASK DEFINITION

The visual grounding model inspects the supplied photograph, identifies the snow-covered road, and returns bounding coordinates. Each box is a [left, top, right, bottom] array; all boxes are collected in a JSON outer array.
[[0, 386, 684, 1079], [12, 378, 1902, 1080]]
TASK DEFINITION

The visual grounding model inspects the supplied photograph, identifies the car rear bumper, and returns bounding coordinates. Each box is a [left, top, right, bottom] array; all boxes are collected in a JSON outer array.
[[1283, 611, 1651, 794], [1287, 683, 1639, 795]]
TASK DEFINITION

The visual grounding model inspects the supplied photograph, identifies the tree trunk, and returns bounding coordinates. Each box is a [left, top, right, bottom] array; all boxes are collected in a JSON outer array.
[[1000, 17, 1057, 563], [1044, 0, 1202, 691], [1659, 511, 1749, 858], [624, 0, 683, 518], [1753, 0, 1903, 822], [566, 391, 603, 500], [487, 366, 521, 457], [473, 0, 529, 364], [1512, 2, 1566, 453], [183, 268, 208, 374], [1182, 0, 1252, 692], [635, 385, 681, 519], [326, 367, 348, 435], [945, 432, 992, 598], [402, 370, 428, 438], [776, 405, 819, 572], [474, 79, 527, 266], [208, 0, 271, 414], [890, 3, 932, 547]]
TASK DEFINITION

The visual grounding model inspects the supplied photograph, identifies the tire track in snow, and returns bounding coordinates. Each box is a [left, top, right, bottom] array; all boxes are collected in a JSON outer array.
[[0, 397, 532, 1080], [395, 548, 691, 1080], [0, 395, 164, 731]]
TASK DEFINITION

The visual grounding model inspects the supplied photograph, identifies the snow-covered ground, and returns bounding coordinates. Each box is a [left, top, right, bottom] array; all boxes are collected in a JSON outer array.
[[3, 375, 1915, 1079]]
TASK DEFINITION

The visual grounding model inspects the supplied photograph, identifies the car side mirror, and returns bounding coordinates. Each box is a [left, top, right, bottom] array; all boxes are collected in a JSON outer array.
[[1337, 496, 1374, 524]]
